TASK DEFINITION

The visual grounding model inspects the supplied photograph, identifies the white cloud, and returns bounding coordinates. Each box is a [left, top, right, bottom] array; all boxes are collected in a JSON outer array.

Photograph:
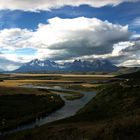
[[33, 17, 130, 60], [74, 40, 140, 67], [131, 34, 140, 40], [0, 28, 33, 50], [1, 17, 130, 58], [119, 59, 140, 67], [112, 41, 134, 55], [0, 17, 132, 69], [131, 17, 140, 27], [0, 55, 21, 70], [0, 0, 138, 11], [110, 40, 140, 66]]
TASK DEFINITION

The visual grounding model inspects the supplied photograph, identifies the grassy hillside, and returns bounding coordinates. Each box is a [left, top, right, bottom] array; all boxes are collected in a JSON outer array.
[[78, 83, 140, 118], [117, 70, 140, 79]]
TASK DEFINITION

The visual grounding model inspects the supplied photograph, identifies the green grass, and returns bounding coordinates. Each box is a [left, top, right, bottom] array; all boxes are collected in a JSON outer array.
[[63, 94, 84, 100], [38, 88, 84, 100], [0, 93, 64, 132], [62, 84, 97, 92], [78, 83, 140, 120]]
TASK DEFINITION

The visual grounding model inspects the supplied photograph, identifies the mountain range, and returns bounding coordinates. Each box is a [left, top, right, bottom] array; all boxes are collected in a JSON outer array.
[[14, 59, 119, 73]]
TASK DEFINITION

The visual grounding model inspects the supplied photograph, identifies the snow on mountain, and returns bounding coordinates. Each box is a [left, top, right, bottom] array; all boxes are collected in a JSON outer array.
[[14, 59, 118, 73]]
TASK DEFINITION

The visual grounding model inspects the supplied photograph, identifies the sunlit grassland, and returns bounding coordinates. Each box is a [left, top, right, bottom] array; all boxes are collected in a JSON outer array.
[[0, 73, 115, 88], [11, 73, 115, 77], [0, 79, 74, 87], [0, 73, 115, 101]]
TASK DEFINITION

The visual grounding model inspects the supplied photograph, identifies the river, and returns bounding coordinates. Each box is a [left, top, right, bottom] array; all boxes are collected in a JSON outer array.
[[1, 85, 96, 135]]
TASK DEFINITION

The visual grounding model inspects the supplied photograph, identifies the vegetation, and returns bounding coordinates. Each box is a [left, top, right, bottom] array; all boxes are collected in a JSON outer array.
[[0, 73, 101, 133], [0, 87, 64, 132], [0, 73, 114, 88], [62, 84, 98, 92], [78, 82, 140, 118], [1, 73, 140, 140], [117, 70, 140, 79], [3, 78, 140, 140], [63, 94, 84, 100], [38, 88, 84, 100]]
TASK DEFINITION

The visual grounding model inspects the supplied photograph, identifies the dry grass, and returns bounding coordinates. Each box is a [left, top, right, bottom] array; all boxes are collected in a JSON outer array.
[[82, 83, 101, 88], [61, 74, 115, 78], [12, 73, 115, 77], [0, 80, 75, 87], [0, 73, 112, 88]]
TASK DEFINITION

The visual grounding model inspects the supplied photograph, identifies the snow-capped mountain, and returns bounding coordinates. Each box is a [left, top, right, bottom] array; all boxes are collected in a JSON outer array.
[[14, 59, 59, 72], [14, 59, 118, 73], [66, 59, 118, 72]]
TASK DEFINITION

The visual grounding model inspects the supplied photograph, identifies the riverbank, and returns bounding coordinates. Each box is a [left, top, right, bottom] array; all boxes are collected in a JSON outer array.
[[0, 84, 96, 136], [32, 86, 85, 101], [0, 86, 64, 133]]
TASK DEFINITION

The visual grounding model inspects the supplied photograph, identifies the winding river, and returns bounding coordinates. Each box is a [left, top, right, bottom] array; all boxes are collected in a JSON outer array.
[[1, 85, 96, 135]]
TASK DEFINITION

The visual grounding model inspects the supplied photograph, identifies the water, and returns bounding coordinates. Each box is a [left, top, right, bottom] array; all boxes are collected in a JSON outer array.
[[1, 85, 96, 135]]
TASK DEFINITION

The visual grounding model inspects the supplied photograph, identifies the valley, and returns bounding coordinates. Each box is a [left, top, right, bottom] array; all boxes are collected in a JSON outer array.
[[0, 72, 140, 140], [0, 74, 105, 135], [0, 1, 140, 139]]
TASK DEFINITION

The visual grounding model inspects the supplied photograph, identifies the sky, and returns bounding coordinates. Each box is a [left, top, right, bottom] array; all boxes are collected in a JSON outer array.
[[0, 0, 140, 70]]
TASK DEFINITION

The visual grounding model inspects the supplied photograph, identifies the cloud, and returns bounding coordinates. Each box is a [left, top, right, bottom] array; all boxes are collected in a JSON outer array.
[[0, 0, 138, 11], [131, 17, 140, 27], [0, 28, 33, 50], [122, 40, 140, 52], [0, 17, 130, 59], [109, 40, 140, 66], [73, 40, 140, 67], [0, 55, 21, 70], [34, 17, 130, 60], [0, 17, 132, 69], [131, 34, 140, 40], [119, 59, 140, 67]]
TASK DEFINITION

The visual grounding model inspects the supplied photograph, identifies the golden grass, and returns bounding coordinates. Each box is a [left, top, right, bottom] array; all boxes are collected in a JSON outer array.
[[0, 79, 103, 89], [0, 73, 113, 88], [0, 79, 75, 87], [12, 73, 61, 77], [82, 83, 101, 88], [12, 73, 115, 78], [61, 74, 115, 78]]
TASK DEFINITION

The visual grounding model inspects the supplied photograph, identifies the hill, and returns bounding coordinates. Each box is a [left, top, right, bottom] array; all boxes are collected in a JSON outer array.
[[117, 70, 140, 79], [112, 66, 140, 75]]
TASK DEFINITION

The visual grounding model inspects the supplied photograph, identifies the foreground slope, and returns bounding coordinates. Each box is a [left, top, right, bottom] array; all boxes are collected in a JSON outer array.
[[117, 70, 140, 79]]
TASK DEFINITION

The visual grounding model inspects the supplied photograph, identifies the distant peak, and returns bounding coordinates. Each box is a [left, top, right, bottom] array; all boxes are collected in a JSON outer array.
[[73, 59, 82, 63], [14, 58, 118, 73], [31, 59, 39, 62]]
